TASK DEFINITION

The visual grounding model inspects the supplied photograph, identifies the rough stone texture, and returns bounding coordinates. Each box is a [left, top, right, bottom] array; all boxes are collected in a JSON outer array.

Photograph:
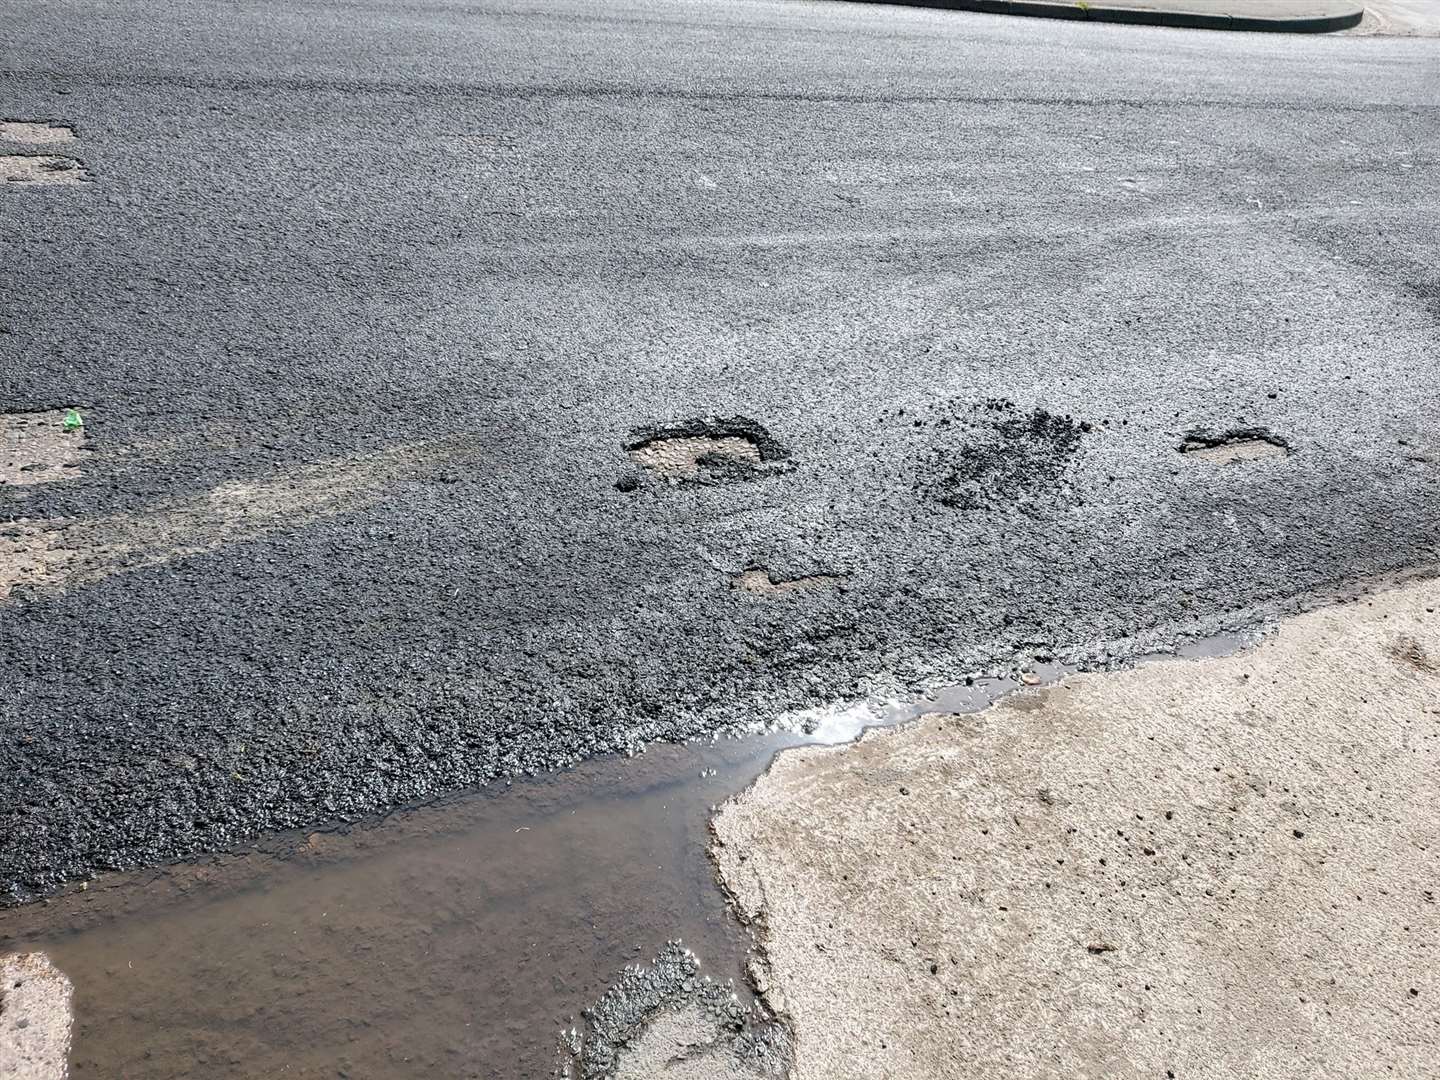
[[0, 953, 73, 1080], [713, 579, 1440, 1080]]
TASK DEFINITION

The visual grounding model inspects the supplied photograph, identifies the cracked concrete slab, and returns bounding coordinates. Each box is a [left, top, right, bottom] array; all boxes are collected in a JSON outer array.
[[712, 577, 1440, 1080]]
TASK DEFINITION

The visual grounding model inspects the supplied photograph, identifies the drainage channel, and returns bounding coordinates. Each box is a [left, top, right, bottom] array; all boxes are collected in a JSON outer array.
[[0, 646, 1246, 1079]]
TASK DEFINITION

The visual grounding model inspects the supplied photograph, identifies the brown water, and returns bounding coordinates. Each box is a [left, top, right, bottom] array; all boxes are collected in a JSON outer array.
[[1, 735, 793, 1080], [0, 659, 1210, 1080]]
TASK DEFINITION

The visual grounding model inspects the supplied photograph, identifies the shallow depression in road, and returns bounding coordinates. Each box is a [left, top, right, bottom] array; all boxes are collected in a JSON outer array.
[[631, 434, 761, 478], [624, 417, 789, 485], [1, 409, 87, 488], [0, 156, 89, 186], [1179, 428, 1290, 464], [732, 567, 845, 598], [0, 121, 77, 145]]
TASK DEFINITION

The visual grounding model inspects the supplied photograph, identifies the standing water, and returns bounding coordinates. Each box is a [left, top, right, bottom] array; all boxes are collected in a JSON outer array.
[[0, 659, 1172, 1078]]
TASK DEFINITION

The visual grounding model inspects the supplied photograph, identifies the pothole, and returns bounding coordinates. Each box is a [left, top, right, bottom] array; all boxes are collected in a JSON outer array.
[[1, 409, 87, 487], [0, 121, 77, 145], [1, 155, 90, 186], [633, 435, 760, 478], [733, 567, 843, 598], [0, 521, 66, 601], [625, 417, 788, 485], [1179, 428, 1289, 464]]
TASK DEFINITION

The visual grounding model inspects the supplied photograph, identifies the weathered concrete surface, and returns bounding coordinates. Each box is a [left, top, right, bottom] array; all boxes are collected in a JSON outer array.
[[0, 953, 72, 1080], [713, 578, 1440, 1080], [1351, 0, 1440, 36]]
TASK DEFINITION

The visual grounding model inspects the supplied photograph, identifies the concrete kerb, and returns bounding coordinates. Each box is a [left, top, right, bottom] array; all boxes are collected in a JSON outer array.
[[845, 0, 1366, 34]]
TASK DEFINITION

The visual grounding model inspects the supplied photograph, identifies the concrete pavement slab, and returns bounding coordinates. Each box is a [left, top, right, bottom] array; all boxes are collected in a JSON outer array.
[[713, 577, 1440, 1079]]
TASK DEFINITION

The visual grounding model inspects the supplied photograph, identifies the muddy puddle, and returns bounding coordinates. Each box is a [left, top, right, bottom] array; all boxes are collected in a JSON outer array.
[[1, 735, 793, 1080], [0, 648, 1247, 1079]]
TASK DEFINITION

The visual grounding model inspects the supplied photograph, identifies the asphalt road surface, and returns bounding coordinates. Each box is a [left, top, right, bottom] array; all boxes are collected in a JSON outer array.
[[2, 0, 1437, 901]]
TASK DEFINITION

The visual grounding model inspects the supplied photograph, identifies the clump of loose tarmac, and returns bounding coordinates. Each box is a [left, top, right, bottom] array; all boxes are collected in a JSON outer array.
[[912, 398, 1089, 510], [710, 577, 1440, 1079], [560, 942, 790, 1080]]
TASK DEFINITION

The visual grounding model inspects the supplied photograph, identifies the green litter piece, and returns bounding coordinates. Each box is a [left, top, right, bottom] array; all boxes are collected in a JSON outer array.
[[62, 409, 83, 432]]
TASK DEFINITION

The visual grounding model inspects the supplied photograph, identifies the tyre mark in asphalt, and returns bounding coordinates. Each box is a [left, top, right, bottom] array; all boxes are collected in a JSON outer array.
[[449, 205, 1435, 270]]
